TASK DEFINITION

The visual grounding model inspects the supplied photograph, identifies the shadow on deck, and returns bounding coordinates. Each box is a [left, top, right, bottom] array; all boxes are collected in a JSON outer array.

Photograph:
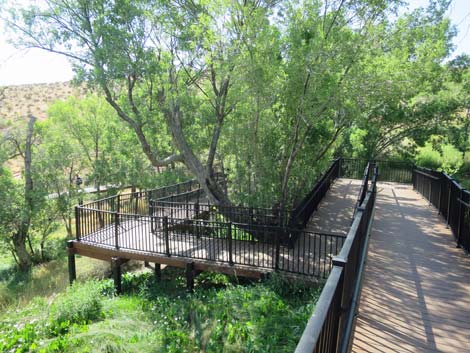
[[351, 182, 470, 352]]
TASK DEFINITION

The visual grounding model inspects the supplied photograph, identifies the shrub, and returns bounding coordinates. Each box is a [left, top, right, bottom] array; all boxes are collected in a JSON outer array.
[[415, 141, 463, 175], [415, 142, 441, 170], [49, 280, 105, 329]]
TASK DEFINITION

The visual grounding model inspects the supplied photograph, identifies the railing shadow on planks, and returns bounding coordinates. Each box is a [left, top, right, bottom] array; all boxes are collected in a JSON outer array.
[[294, 160, 470, 353]]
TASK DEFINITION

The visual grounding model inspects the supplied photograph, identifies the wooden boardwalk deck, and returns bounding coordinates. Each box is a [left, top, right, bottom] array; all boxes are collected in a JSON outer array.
[[351, 182, 470, 353], [307, 178, 361, 234]]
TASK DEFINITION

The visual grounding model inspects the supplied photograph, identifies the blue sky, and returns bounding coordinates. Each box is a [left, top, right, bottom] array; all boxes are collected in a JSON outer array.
[[0, 0, 469, 86]]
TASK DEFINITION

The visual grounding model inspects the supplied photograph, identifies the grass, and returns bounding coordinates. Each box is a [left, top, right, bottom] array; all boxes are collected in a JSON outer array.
[[0, 266, 322, 353]]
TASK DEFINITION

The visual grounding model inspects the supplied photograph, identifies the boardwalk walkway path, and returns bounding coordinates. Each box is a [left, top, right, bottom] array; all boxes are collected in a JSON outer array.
[[351, 182, 470, 352], [307, 178, 361, 234]]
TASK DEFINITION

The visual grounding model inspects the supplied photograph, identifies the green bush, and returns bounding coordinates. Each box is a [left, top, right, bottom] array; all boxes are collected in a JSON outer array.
[[415, 141, 463, 175], [49, 281, 105, 329], [415, 142, 441, 170]]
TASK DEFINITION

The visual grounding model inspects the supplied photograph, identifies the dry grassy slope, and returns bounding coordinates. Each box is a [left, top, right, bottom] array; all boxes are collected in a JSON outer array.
[[0, 81, 85, 176], [0, 81, 84, 123]]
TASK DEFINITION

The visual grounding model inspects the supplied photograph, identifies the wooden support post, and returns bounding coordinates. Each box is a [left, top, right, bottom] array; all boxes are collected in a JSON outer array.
[[186, 262, 195, 292], [144, 261, 150, 268], [111, 257, 122, 294], [155, 263, 162, 281], [67, 241, 76, 285]]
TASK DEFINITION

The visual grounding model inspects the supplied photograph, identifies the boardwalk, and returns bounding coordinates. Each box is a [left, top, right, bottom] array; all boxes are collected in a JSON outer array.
[[307, 178, 361, 234], [351, 182, 470, 353]]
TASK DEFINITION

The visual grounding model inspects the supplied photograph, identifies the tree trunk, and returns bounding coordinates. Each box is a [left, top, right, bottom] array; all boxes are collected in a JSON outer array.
[[13, 232, 31, 270], [12, 115, 37, 270]]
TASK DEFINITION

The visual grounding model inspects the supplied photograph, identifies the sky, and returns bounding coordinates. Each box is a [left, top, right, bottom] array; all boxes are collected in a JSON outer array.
[[0, 0, 469, 86]]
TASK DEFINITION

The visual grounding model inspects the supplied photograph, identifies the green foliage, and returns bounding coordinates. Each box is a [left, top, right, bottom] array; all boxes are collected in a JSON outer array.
[[415, 140, 463, 175], [49, 281, 106, 330], [0, 268, 321, 353]]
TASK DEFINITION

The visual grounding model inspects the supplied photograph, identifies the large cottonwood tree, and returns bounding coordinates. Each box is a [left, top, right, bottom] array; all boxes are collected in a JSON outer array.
[[5, 0, 456, 211]]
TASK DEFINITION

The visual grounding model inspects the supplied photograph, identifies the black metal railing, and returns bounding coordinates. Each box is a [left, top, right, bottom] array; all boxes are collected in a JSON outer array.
[[289, 159, 341, 229], [353, 162, 373, 217], [340, 158, 413, 183], [76, 206, 346, 278], [150, 201, 290, 228], [295, 164, 378, 353], [413, 166, 470, 253], [75, 163, 347, 278]]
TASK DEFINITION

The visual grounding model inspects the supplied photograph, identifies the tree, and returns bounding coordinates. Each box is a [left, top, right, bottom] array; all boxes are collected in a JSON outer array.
[[5, 0, 458, 215], [1, 116, 37, 269], [336, 0, 458, 159]]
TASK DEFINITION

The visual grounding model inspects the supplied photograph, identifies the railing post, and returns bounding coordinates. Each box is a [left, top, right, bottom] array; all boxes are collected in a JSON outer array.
[[149, 200, 155, 233], [163, 216, 170, 256], [114, 211, 119, 250], [227, 222, 233, 265], [428, 176, 433, 206], [457, 191, 467, 248], [195, 201, 200, 219], [438, 177, 443, 215], [116, 195, 121, 222], [275, 229, 281, 271], [457, 189, 464, 245], [447, 183, 452, 226], [75, 206, 81, 241]]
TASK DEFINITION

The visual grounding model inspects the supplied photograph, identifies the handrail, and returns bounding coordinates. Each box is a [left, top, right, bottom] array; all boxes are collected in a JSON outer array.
[[289, 159, 340, 229], [295, 267, 344, 353], [413, 166, 470, 254], [294, 162, 378, 353], [414, 168, 441, 180]]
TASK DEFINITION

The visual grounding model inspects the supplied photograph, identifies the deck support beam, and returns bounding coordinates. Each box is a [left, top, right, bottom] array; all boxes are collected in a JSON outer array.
[[111, 257, 123, 294], [186, 262, 200, 292], [67, 241, 76, 285], [155, 263, 162, 281]]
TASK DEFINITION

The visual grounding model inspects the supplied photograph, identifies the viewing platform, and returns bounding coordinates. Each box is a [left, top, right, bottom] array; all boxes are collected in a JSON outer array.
[[67, 159, 470, 352]]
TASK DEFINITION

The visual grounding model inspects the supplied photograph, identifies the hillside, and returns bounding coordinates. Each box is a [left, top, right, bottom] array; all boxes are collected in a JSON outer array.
[[0, 81, 85, 123], [0, 81, 86, 176]]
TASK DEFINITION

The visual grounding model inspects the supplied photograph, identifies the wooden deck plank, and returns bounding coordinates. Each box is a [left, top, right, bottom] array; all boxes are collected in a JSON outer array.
[[351, 182, 470, 353], [307, 178, 361, 234]]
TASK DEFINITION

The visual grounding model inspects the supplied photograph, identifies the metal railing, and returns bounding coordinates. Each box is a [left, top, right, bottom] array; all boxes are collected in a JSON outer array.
[[413, 166, 470, 253], [295, 163, 378, 353], [289, 159, 341, 230], [150, 200, 290, 228], [76, 205, 346, 278], [340, 158, 413, 183], [74, 164, 347, 278]]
